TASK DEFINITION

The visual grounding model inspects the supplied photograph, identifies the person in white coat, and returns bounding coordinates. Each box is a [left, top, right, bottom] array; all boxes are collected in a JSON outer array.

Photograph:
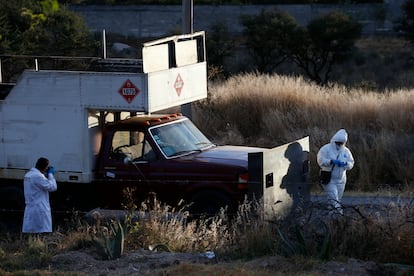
[[317, 129, 354, 215], [22, 157, 57, 233]]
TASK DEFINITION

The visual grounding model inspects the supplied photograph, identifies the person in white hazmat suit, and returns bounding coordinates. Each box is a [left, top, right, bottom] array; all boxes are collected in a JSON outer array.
[[317, 129, 354, 215], [22, 157, 57, 233]]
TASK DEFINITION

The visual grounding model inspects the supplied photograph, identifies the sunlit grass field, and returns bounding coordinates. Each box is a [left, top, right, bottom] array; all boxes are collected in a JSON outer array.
[[193, 73, 414, 193]]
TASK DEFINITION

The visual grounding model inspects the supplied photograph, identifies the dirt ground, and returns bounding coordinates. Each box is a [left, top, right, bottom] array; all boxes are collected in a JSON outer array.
[[48, 248, 409, 275], [43, 197, 413, 276]]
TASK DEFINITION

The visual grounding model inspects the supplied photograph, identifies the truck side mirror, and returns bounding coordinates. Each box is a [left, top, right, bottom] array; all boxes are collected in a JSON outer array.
[[123, 156, 132, 165]]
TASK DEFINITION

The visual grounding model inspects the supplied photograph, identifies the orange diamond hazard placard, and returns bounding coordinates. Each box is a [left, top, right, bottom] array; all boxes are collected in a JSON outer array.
[[174, 73, 184, 96], [118, 79, 140, 103]]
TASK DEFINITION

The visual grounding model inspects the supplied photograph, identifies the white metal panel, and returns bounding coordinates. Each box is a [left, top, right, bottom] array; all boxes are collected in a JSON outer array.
[[1, 102, 90, 178], [5, 71, 81, 106], [175, 40, 197, 67], [79, 72, 148, 111], [1, 104, 37, 169], [249, 136, 310, 219], [5, 71, 148, 112], [147, 62, 207, 113], [142, 44, 169, 73]]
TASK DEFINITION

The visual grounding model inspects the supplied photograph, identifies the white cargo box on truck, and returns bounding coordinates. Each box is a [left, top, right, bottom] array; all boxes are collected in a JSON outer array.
[[0, 31, 207, 183]]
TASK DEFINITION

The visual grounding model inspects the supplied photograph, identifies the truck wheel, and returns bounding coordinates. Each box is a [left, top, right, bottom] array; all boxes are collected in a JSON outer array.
[[0, 187, 25, 231], [189, 190, 235, 217], [0, 187, 25, 211]]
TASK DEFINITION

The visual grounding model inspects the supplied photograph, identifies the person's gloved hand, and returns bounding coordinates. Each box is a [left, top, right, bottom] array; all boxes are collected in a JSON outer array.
[[331, 159, 341, 166], [340, 161, 347, 167], [47, 166, 55, 175]]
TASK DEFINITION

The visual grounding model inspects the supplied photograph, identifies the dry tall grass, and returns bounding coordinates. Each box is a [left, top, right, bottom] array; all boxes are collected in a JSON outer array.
[[1, 197, 412, 274], [193, 73, 414, 191]]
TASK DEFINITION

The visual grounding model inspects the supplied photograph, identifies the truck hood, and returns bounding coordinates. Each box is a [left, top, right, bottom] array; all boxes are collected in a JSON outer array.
[[182, 145, 265, 167]]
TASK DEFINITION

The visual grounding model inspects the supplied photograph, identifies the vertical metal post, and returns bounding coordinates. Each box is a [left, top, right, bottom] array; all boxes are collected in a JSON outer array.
[[182, 0, 193, 34], [102, 29, 107, 59], [0, 59, 2, 83], [114, 112, 121, 122], [99, 111, 106, 128], [181, 0, 193, 118]]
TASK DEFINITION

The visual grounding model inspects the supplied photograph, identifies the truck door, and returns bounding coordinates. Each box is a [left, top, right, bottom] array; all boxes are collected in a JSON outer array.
[[97, 130, 155, 209]]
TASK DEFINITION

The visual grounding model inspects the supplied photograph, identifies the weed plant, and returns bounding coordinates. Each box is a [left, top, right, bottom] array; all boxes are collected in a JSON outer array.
[[331, 201, 414, 264], [125, 197, 232, 253], [194, 73, 414, 192], [0, 197, 413, 274]]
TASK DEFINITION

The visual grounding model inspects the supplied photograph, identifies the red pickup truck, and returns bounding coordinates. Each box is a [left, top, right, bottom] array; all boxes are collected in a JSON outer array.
[[52, 113, 264, 216]]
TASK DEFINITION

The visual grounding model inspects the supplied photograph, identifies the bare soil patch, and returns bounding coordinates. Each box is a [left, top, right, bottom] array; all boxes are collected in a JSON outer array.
[[48, 249, 407, 275]]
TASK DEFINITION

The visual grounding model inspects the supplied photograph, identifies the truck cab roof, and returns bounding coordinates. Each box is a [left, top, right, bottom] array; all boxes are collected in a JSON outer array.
[[105, 113, 184, 129]]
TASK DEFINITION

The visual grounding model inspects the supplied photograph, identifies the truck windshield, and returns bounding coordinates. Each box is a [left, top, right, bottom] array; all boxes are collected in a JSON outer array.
[[150, 119, 215, 158]]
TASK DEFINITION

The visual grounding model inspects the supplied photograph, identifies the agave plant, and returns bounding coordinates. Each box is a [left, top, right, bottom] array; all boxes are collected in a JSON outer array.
[[93, 220, 130, 260]]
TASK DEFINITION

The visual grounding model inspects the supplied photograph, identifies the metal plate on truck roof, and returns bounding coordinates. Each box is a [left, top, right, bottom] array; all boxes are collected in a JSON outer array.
[[148, 62, 207, 112]]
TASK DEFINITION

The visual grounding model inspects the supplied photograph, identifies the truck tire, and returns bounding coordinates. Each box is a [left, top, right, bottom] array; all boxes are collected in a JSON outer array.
[[189, 190, 235, 217], [0, 187, 25, 232], [0, 186, 25, 211]]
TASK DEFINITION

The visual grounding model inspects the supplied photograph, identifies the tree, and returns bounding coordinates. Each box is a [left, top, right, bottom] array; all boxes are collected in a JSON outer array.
[[395, 0, 414, 44], [0, 0, 33, 55], [207, 23, 235, 68], [23, 8, 98, 56], [0, 0, 98, 81], [288, 11, 361, 85], [18, 0, 97, 56], [240, 9, 298, 73]]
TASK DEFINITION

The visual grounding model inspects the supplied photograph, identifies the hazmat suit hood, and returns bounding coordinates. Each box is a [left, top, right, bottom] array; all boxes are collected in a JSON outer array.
[[330, 129, 348, 146]]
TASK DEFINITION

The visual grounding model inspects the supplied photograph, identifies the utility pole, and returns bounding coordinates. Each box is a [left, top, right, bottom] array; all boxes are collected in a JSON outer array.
[[181, 0, 193, 119]]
